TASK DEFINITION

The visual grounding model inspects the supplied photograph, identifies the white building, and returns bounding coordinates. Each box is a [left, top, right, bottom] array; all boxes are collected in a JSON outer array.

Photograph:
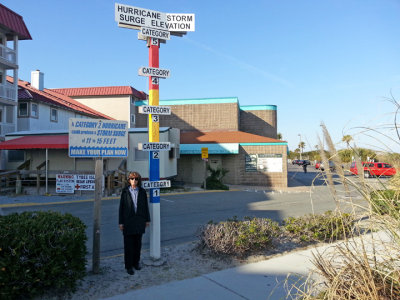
[[0, 3, 31, 139]]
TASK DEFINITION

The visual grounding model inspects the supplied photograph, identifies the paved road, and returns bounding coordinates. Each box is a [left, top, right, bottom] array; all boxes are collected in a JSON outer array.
[[3, 164, 383, 258]]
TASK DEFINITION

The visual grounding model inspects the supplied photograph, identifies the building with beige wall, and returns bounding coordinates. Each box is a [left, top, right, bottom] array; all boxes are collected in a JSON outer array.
[[51, 86, 148, 128], [136, 97, 287, 188], [49, 91, 287, 188]]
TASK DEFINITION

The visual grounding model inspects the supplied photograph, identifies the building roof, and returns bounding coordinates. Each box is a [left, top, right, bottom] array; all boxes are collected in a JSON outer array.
[[50, 86, 148, 100], [0, 135, 68, 150], [7, 76, 114, 120], [0, 4, 32, 40], [181, 130, 285, 144]]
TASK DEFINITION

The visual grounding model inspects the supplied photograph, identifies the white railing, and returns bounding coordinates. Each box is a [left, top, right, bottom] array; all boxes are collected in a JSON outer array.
[[0, 44, 16, 64], [0, 123, 16, 136], [0, 83, 17, 101]]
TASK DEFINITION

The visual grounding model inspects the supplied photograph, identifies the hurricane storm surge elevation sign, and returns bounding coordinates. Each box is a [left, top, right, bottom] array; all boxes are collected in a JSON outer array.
[[115, 3, 195, 33], [69, 118, 128, 157]]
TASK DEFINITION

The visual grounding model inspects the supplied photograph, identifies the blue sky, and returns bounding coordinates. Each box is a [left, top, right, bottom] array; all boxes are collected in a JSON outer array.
[[3, 0, 400, 153]]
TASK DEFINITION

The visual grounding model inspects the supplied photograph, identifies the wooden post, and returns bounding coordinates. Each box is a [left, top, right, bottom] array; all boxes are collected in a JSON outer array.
[[16, 173, 22, 194], [92, 157, 103, 274], [106, 174, 111, 196], [36, 170, 40, 194], [204, 159, 207, 190]]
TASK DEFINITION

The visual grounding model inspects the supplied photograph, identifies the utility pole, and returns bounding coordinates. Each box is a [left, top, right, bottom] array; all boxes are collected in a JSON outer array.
[[298, 134, 302, 160]]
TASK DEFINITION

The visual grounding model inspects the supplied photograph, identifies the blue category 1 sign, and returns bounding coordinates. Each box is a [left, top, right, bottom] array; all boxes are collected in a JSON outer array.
[[69, 118, 128, 157]]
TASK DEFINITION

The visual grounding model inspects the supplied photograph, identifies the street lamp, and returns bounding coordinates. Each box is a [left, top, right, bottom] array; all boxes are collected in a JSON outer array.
[[298, 134, 302, 160]]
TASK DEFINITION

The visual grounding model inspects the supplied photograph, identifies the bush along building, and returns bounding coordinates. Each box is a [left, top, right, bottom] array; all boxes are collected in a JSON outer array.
[[134, 97, 288, 188]]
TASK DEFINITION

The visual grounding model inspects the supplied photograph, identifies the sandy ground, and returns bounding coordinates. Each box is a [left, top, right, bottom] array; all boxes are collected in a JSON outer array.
[[39, 235, 309, 300]]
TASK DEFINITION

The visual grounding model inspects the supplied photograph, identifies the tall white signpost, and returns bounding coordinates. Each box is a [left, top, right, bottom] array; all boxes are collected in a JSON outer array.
[[115, 3, 194, 261], [69, 118, 128, 273]]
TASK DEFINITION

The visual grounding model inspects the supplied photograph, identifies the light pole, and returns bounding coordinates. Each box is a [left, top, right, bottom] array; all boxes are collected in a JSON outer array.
[[298, 134, 302, 160]]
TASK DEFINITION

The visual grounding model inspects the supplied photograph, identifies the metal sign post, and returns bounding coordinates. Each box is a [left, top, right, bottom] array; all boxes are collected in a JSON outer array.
[[201, 147, 208, 190], [115, 3, 195, 262]]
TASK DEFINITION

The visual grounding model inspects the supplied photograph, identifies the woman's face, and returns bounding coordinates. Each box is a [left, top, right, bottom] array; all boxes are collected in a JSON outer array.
[[129, 173, 139, 188]]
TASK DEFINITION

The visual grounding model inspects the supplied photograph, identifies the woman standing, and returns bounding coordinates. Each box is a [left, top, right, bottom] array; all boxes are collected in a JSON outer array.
[[119, 171, 150, 275]]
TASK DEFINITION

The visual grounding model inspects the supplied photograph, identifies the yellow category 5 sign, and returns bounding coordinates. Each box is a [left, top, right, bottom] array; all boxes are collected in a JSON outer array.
[[201, 147, 208, 159]]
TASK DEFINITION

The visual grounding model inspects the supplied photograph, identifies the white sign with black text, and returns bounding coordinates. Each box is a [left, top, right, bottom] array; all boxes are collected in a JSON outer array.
[[142, 180, 171, 189], [138, 142, 171, 151], [138, 67, 170, 78], [138, 105, 171, 115], [140, 27, 170, 40]]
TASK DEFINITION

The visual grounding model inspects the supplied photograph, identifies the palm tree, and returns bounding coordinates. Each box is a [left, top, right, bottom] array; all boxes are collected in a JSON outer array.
[[298, 141, 305, 154], [277, 132, 282, 140], [342, 135, 352, 148]]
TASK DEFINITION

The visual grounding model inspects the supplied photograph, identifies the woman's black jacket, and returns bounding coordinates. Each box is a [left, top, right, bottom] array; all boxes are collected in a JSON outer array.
[[119, 186, 150, 235]]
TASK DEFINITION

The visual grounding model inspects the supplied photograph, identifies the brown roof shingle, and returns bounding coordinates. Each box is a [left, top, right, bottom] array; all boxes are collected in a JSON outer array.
[[50, 86, 148, 100], [0, 4, 32, 40], [8, 76, 113, 120]]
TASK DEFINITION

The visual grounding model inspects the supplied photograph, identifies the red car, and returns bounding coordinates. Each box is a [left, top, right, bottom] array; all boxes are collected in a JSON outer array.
[[350, 162, 396, 178], [315, 161, 335, 171]]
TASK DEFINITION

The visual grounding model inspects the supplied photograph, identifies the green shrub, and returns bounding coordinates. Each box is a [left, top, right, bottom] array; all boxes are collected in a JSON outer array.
[[370, 190, 400, 216], [200, 216, 281, 256], [283, 211, 354, 243], [0, 211, 87, 299], [204, 166, 229, 190]]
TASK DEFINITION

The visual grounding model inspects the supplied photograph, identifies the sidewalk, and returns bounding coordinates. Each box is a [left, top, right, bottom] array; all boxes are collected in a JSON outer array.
[[102, 230, 391, 300], [102, 245, 317, 300]]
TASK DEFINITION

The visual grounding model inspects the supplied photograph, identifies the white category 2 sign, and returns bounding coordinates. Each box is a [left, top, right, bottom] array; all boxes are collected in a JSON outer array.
[[138, 67, 170, 78], [139, 142, 171, 151], [115, 3, 195, 32], [142, 180, 171, 189], [69, 118, 128, 157]]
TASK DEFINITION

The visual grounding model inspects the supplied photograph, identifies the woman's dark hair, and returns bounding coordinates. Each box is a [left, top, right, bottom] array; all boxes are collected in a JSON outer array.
[[127, 171, 142, 187]]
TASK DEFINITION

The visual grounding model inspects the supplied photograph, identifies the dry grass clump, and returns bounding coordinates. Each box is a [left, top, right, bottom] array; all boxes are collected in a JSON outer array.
[[199, 217, 280, 256], [283, 211, 355, 243], [292, 123, 400, 300]]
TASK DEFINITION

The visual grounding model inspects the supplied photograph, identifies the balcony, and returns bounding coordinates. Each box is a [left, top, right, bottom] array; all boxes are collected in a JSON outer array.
[[0, 44, 16, 66], [0, 83, 16, 102], [0, 123, 15, 136]]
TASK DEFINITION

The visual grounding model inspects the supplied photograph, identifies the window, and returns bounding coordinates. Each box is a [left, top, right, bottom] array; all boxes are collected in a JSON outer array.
[[18, 103, 28, 117], [50, 108, 58, 122], [6, 106, 13, 123], [135, 148, 148, 161], [8, 150, 24, 162], [31, 103, 38, 118]]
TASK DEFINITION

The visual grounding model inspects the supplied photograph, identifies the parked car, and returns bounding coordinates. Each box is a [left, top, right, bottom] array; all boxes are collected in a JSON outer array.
[[315, 161, 335, 171], [350, 162, 396, 178], [292, 159, 299, 165]]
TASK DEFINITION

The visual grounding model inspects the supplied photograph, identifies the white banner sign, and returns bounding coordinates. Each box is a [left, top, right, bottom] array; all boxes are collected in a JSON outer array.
[[74, 174, 95, 191], [69, 118, 128, 158], [56, 174, 95, 193], [56, 174, 75, 194], [142, 180, 171, 189]]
